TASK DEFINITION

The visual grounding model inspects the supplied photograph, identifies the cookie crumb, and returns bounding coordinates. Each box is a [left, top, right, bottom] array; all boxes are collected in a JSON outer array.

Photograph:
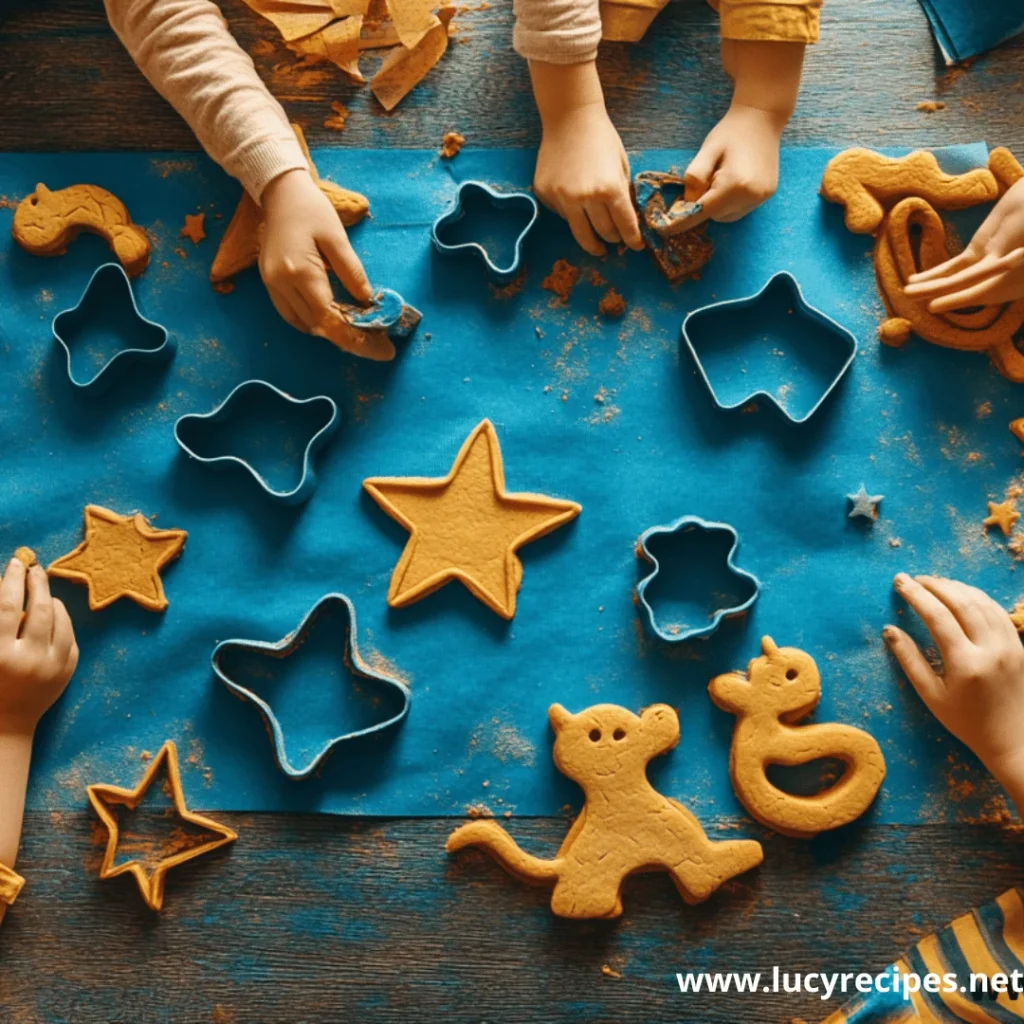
[[440, 131, 466, 159], [324, 102, 349, 132], [542, 259, 580, 303], [13, 547, 37, 568], [598, 286, 627, 319], [916, 100, 946, 113], [601, 964, 623, 979], [180, 212, 206, 245]]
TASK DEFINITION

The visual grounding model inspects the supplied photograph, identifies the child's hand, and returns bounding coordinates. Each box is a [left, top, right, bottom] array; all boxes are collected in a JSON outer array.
[[680, 104, 782, 228], [0, 559, 78, 734], [905, 179, 1024, 312], [884, 574, 1024, 787], [529, 61, 644, 257], [259, 168, 373, 333]]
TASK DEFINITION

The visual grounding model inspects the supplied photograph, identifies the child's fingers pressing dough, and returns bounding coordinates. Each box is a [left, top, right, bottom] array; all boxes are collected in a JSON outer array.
[[259, 168, 373, 333], [883, 573, 1024, 786]]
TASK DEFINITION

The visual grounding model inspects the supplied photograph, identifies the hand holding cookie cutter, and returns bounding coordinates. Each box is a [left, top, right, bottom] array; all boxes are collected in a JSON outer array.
[[636, 516, 760, 643], [173, 380, 339, 505], [431, 181, 538, 284], [709, 636, 886, 838], [52, 263, 174, 394], [212, 593, 411, 780]]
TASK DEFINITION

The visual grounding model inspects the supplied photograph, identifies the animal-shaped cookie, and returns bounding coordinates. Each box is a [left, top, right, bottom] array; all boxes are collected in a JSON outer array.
[[821, 146, 1024, 381], [446, 702, 763, 919], [12, 182, 150, 277], [709, 637, 886, 838]]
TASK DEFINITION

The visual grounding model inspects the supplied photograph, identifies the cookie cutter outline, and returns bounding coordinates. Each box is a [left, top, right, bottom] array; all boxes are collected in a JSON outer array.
[[681, 271, 858, 425], [51, 262, 174, 393], [211, 593, 412, 780], [173, 379, 339, 505], [430, 180, 539, 284], [636, 515, 761, 643]]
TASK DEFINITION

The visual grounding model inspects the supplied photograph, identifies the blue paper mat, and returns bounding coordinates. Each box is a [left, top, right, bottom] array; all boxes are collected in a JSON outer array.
[[918, 0, 1024, 63], [1, 145, 1020, 821]]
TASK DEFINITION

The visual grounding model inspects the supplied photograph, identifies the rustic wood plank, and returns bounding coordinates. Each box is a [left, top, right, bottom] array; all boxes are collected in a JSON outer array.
[[2, 0, 1024, 152], [1, 813, 1023, 1022]]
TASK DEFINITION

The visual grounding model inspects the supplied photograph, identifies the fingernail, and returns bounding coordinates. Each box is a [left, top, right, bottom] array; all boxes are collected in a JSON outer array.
[[894, 572, 909, 589], [882, 626, 897, 645]]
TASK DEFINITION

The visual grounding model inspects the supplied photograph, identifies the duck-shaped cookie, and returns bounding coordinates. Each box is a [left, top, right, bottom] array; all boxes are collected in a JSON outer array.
[[709, 637, 886, 838]]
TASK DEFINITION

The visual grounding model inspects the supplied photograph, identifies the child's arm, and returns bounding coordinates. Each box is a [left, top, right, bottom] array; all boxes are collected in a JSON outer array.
[[106, 0, 372, 330], [516, 0, 644, 256], [884, 573, 1024, 815], [680, 0, 822, 230], [0, 559, 79, 926], [904, 181, 1024, 311]]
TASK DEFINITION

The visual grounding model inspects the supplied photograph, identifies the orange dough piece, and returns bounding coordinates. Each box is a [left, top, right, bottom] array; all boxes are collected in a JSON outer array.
[[708, 637, 886, 839], [210, 123, 369, 285], [87, 741, 236, 911], [447, 702, 763, 918], [180, 212, 206, 244], [12, 183, 151, 277], [363, 419, 580, 620], [48, 505, 187, 612]]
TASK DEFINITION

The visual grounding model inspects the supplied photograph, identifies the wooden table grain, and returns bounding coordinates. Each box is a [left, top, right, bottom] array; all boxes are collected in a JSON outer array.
[[2, 0, 1024, 1021]]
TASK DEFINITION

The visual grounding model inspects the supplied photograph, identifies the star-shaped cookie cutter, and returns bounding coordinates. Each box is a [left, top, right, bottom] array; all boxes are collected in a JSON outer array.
[[87, 740, 237, 911], [173, 380, 339, 505], [636, 515, 761, 643], [52, 262, 174, 393], [211, 593, 411, 780], [682, 272, 858, 424], [431, 181, 539, 284]]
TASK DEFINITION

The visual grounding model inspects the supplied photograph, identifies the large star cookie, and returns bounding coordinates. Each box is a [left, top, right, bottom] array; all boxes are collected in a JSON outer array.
[[48, 505, 187, 612], [363, 420, 581, 620]]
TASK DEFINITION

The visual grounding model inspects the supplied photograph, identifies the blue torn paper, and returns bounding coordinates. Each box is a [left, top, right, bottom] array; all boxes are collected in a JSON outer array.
[[918, 0, 1024, 63], [1, 143, 1020, 823]]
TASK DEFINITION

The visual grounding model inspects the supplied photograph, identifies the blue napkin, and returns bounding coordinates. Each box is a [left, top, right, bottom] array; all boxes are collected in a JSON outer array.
[[919, 0, 1024, 63]]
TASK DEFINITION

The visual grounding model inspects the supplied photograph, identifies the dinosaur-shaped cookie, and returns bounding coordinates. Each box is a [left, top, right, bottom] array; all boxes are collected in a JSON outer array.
[[12, 183, 150, 277], [821, 146, 1024, 381], [210, 123, 369, 286], [709, 637, 886, 839], [446, 702, 763, 919]]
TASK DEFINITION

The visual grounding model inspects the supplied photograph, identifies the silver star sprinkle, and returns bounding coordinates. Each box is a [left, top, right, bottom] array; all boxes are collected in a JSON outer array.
[[848, 484, 884, 521]]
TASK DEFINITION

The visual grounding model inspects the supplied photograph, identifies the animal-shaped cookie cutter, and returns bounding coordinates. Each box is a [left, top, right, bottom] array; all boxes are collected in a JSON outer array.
[[681, 272, 858, 424], [821, 146, 1024, 381], [447, 702, 763, 919], [173, 380, 339, 505], [430, 180, 539, 284], [51, 262, 173, 394], [708, 636, 886, 838], [211, 593, 411, 780], [636, 515, 761, 643]]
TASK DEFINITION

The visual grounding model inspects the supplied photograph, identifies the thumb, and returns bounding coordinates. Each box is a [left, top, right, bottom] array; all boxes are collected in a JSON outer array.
[[683, 140, 723, 203], [320, 226, 373, 304], [883, 625, 944, 709]]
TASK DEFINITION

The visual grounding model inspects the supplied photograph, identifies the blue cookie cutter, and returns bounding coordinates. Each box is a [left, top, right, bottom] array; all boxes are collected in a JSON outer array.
[[682, 272, 858, 424], [52, 262, 174, 393], [636, 515, 761, 643], [431, 180, 539, 284], [173, 379, 339, 505], [341, 288, 422, 340], [212, 593, 411, 780]]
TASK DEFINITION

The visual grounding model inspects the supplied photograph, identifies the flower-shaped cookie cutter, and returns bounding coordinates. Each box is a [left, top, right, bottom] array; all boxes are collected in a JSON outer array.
[[636, 515, 761, 643], [211, 593, 411, 780], [431, 180, 539, 283], [173, 380, 339, 505], [681, 272, 858, 424], [52, 262, 174, 393]]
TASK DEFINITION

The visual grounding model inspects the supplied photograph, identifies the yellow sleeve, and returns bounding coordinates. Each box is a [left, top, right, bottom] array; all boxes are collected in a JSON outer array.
[[0, 861, 24, 905], [718, 0, 823, 43]]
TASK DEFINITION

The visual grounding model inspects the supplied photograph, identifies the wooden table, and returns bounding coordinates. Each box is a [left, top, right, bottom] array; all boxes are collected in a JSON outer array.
[[2, 0, 1023, 1020]]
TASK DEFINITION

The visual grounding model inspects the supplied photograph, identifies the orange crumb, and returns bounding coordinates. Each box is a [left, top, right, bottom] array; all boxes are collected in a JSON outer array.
[[601, 965, 623, 979], [542, 259, 580, 303], [440, 131, 466, 159], [180, 212, 206, 244], [324, 102, 349, 132], [598, 286, 627, 319], [916, 100, 946, 113]]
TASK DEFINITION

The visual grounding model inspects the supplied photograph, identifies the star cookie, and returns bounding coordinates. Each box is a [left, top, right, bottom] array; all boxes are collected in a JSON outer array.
[[87, 741, 236, 911], [984, 499, 1020, 537], [48, 505, 187, 611], [363, 420, 581, 620]]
